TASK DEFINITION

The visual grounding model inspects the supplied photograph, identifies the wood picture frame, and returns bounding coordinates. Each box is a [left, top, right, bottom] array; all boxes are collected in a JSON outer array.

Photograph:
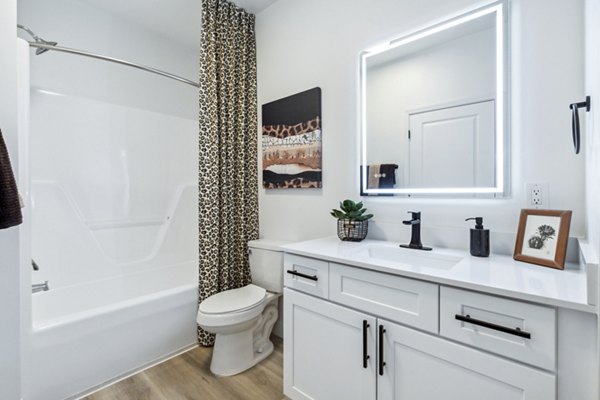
[[513, 209, 572, 269]]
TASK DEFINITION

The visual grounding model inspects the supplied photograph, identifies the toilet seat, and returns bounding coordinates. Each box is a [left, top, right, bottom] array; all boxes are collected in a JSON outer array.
[[199, 284, 267, 315]]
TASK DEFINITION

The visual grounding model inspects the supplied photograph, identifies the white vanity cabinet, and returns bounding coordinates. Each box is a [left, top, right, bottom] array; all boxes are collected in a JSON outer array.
[[284, 288, 377, 400], [378, 318, 555, 400], [283, 253, 558, 400]]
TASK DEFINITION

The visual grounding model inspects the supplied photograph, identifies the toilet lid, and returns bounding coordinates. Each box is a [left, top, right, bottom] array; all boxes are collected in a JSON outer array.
[[199, 284, 266, 314]]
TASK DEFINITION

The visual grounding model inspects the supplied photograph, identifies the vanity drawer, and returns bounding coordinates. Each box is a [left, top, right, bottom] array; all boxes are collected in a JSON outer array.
[[329, 263, 439, 333], [284, 254, 329, 298], [440, 286, 556, 371]]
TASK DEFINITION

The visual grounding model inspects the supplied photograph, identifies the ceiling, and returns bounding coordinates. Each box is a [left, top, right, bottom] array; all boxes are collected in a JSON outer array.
[[78, 0, 278, 49]]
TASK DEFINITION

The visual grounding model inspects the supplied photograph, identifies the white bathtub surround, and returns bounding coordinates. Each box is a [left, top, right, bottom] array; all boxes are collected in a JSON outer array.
[[29, 89, 198, 289], [197, 0, 260, 346], [23, 88, 198, 399], [18, 0, 200, 395], [27, 263, 198, 400]]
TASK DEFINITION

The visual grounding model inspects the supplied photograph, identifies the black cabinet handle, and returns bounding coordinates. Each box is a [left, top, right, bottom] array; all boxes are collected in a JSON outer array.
[[378, 324, 386, 376], [569, 96, 591, 155], [455, 314, 531, 339], [286, 269, 318, 281], [362, 320, 370, 368]]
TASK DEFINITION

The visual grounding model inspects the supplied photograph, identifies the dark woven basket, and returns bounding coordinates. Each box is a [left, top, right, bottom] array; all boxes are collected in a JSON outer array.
[[337, 219, 368, 242]]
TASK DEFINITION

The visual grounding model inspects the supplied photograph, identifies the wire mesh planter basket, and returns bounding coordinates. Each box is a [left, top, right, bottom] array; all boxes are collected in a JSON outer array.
[[337, 219, 368, 242]]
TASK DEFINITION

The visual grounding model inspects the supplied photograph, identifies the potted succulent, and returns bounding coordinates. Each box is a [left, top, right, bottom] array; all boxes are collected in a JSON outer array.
[[330, 199, 373, 242]]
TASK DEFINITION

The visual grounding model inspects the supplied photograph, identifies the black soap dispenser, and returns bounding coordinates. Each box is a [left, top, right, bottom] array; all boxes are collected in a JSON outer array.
[[465, 217, 490, 257]]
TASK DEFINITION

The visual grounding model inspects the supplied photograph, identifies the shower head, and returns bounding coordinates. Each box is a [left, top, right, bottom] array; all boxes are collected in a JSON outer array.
[[17, 24, 58, 55]]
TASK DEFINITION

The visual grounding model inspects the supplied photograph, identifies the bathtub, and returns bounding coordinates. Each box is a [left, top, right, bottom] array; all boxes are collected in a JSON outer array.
[[24, 261, 198, 400], [22, 84, 200, 399], [25, 180, 199, 399]]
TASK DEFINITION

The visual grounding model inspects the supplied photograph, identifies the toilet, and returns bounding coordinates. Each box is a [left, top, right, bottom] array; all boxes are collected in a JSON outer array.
[[197, 239, 286, 376]]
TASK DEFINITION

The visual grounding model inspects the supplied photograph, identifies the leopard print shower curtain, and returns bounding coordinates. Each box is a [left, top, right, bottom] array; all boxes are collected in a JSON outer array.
[[197, 0, 259, 346]]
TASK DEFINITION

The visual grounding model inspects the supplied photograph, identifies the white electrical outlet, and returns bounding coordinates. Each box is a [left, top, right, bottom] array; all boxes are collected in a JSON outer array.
[[525, 182, 549, 209]]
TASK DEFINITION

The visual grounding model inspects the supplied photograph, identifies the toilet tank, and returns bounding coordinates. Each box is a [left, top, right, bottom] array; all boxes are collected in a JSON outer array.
[[248, 239, 289, 293]]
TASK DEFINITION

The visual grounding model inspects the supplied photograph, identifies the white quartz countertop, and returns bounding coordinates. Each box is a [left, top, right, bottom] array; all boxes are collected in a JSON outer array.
[[281, 237, 596, 313]]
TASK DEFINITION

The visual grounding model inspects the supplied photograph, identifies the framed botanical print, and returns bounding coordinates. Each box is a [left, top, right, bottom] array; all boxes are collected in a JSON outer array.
[[513, 209, 572, 269]]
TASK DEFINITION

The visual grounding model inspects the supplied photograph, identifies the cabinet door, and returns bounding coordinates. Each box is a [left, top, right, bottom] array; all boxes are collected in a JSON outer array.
[[284, 288, 376, 400], [378, 319, 556, 400]]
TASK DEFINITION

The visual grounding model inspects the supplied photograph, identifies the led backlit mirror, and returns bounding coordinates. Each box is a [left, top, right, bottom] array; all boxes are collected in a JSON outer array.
[[360, 3, 508, 195]]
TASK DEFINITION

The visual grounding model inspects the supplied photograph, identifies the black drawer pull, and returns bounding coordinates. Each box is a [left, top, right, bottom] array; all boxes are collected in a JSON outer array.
[[362, 320, 370, 368], [378, 324, 386, 376], [286, 269, 318, 281], [455, 314, 531, 339]]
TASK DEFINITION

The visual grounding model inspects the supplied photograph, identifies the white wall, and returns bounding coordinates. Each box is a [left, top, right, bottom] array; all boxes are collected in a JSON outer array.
[[0, 1, 22, 398], [17, 0, 198, 120], [585, 0, 600, 259], [583, 0, 600, 391], [256, 0, 585, 254]]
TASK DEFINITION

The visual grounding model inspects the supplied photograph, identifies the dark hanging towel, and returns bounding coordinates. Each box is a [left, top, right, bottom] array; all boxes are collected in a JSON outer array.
[[0, 129, 23, 229], [378, 164, 398, 188]]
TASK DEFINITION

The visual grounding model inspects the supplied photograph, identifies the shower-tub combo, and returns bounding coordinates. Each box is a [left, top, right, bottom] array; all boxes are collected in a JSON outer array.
[[17, 23, 200, 399]]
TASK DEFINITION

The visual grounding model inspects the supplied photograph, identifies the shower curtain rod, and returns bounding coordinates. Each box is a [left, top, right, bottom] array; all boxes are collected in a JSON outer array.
[[28, 42, 200, 88]]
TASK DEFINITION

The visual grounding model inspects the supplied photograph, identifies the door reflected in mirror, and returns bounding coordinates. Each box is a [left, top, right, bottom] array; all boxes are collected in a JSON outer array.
[[360, 2, 508, 195]]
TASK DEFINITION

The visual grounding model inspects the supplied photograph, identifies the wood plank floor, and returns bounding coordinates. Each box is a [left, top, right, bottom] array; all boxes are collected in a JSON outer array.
[[84, 338, 286, 400]]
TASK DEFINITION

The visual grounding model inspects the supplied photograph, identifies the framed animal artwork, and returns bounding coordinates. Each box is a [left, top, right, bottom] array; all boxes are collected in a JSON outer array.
[[261, 87, 322, 189]]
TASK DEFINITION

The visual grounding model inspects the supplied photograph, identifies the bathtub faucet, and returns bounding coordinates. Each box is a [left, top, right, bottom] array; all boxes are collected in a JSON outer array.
[[32, 281, 49, 294]]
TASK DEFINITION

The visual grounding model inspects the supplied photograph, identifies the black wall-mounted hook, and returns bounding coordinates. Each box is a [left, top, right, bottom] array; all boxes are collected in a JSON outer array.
[[569, 96, 591, 154]]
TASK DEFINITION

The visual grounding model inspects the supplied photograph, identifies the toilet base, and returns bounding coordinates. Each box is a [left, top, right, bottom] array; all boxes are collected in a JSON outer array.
[[209, 296, 279, 376]]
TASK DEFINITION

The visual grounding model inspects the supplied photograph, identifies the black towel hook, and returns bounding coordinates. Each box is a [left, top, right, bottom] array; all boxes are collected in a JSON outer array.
[[569, 96, 591, 155]]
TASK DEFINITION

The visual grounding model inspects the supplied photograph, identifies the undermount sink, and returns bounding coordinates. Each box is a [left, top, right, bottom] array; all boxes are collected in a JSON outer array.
[[351, 244, 463, 270]]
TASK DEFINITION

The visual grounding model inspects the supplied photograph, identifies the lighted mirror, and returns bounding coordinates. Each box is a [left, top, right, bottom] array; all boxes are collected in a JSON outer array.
[[360, 2, 508, 195]]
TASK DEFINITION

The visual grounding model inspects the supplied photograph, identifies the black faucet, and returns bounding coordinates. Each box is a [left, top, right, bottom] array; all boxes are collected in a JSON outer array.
[[400, 211, 432, 251]]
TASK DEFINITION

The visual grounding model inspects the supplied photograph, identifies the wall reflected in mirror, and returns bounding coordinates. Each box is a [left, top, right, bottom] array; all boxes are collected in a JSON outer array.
[[360, 3, 507, 195]]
